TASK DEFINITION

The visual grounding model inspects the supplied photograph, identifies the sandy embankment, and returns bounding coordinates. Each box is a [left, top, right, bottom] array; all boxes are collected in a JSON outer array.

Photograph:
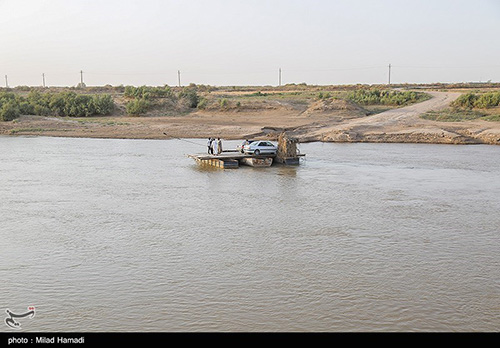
[[303, 91, 500, 145], [1, 91, 499, 145]]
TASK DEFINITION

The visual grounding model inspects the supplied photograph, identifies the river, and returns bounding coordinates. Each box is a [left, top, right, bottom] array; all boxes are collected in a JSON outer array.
[[1, 136, 499, 332]]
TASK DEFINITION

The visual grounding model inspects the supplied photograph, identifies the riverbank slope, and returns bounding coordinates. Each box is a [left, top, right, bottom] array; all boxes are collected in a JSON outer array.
[[1, 85, 499, 144]]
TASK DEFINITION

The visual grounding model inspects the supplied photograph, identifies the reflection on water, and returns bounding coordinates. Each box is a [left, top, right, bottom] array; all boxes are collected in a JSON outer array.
[[0, 136, 499, 332], [276, 166, 298, 177]]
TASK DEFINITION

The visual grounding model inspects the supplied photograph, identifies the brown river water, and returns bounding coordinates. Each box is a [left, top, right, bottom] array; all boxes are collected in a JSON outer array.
[[1, 136, 499, 332]]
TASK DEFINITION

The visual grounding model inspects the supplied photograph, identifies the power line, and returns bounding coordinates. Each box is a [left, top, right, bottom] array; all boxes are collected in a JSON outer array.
[[2, 64, 500, 88], [284, 66, 385, 73], [84, 66, 387, 76], [179, 69, 276, 75], [9, 64, 497, 81], [86, 71, 171, 76], [393, 64, 500, 69]]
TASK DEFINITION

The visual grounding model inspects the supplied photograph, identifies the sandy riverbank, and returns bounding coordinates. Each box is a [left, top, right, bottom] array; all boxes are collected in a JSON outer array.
[[1, 90, 500, 145]]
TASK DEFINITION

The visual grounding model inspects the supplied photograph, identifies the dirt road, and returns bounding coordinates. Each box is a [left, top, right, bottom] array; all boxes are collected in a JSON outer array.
[[303, 91, 458, 136], [301, 91, 499, 144], [350, 91, 459, 126]]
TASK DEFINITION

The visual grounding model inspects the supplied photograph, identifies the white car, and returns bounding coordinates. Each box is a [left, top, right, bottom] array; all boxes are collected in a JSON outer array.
[[237, 140, 255, 153], [242, 140, 277, 155]]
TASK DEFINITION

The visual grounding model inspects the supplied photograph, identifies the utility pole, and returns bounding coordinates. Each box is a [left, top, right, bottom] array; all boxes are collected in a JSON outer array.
[[279, 68, 282, 87], [4, 75, 8, 88], [178, 70, 181, 87], [388, 64, 392, 85], [42, 73, 46, 88]]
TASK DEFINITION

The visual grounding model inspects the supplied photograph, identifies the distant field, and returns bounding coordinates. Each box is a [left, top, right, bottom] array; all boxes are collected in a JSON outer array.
[[0, 83, 437, 120]]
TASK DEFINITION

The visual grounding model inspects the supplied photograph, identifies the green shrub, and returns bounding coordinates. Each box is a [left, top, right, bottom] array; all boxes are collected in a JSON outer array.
[[0, 91, 115, 120], [178, 87, 199, 108], [197, 97, 208, 110], [347, 89, 380, 105], [126, 98, 150, 115], [451, 92, 500, 109], [317, 92, 331, 100], [0, 100, 21, 121], [0, 92, 16, 102], [124, 85, 200, 113], [219, 98, 229, 109], [48, 93, 67, 116], [124, 85, 200, 111], [124, 85, 174, 99], [347, 89, 429, 106], [33, 105, 51, 116], [451, 93, 479, 109], [18, 101, 34, 115], [92, 94, 114, 115], [249, 91, 268, 97], [472, 92, 500, 109]]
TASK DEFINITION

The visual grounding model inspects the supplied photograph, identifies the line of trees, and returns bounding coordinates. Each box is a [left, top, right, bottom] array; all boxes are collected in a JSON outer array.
[[0, 91, 114, 121], [346, 89, 430, 106], [124, 85, 199, 115], [451, 92, 500, 109]]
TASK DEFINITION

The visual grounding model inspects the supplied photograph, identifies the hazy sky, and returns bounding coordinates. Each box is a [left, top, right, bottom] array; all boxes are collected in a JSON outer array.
[[1, 0, 499, 87]]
